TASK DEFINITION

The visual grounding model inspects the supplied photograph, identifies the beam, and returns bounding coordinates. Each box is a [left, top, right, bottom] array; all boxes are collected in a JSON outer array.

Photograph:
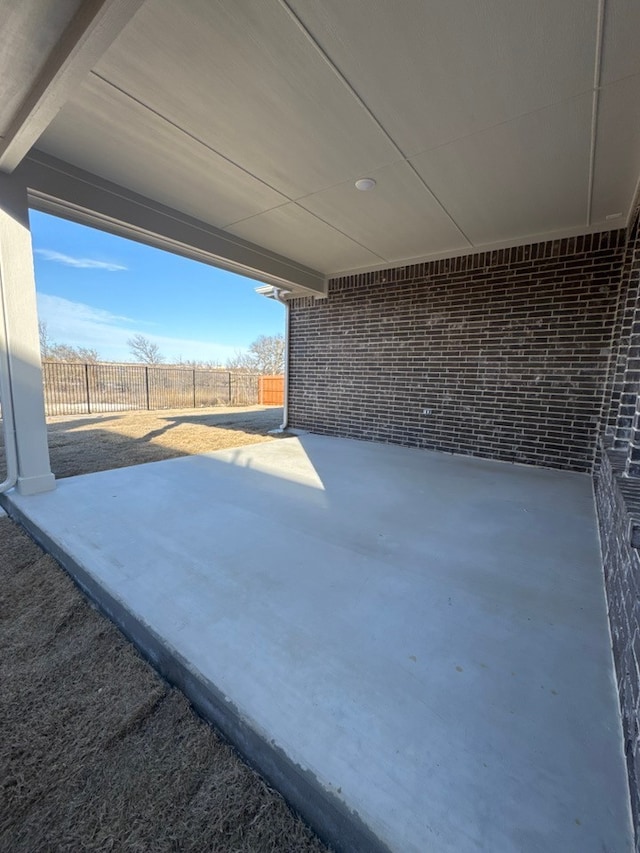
[[0, 0, 146, 174], [18, 151, 327, 296]]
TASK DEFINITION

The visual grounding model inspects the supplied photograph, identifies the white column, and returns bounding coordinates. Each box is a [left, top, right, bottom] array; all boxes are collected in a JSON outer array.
[[0, 171, 54, 495]]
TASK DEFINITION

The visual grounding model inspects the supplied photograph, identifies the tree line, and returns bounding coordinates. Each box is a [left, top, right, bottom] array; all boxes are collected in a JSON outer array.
[[38, 322, 285, 374]]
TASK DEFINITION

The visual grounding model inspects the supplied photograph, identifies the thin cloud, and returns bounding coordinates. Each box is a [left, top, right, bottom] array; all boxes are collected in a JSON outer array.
[[37, 293, 240, 364], [35, 249, 127, 271], [38, 294, 135, 328]]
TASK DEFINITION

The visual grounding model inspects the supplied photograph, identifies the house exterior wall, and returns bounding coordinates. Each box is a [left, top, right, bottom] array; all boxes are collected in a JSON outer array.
[[602, 209, 640, 449], [595, 446, 640, 846], [289, 231, 626, 472], [595, 209, 640, 850]]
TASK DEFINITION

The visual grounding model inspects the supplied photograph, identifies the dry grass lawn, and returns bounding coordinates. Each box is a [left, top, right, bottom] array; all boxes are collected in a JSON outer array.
[[1, 405, 283, 480], [0, 514, 329, 852]]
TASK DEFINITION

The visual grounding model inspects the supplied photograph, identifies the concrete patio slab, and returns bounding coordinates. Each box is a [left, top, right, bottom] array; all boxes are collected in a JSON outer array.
[[2, 434, 633, 853]]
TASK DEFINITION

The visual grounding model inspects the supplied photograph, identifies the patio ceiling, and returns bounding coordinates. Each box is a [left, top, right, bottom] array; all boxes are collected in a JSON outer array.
[[2, 0, 640, 284]]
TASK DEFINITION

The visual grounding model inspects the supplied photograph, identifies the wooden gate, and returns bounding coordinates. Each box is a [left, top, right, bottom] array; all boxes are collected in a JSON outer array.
[[258, 374, 284, 406]]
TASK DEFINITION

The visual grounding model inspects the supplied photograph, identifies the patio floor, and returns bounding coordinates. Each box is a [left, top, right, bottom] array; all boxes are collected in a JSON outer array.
[[2, 434, 633, 853]]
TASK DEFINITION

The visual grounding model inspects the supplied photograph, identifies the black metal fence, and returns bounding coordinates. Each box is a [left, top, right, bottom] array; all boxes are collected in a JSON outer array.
[[42, 362, 260, 416]]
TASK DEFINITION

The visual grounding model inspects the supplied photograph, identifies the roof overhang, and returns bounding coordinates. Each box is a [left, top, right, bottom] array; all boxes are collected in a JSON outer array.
[[18, 150, 327, 296], [2, 0, 640, 280], [0, 0, 147, 173]]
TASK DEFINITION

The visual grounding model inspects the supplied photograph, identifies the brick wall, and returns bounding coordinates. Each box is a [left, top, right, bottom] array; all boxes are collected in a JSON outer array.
[[602, 208, 640, 448], [595, 444, 640, 845], [596, 208, 640, 849], [289, 231, 626, 472]]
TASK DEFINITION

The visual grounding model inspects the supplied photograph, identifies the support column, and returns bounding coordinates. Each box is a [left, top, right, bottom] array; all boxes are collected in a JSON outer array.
[[0, 171, 54, 495]]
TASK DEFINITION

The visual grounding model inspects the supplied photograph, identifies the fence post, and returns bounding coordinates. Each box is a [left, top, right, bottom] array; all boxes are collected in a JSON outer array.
[[84, 363, 91, 414], [145, 366, 150, 410], [192, 368, 196, 408], [228, 371, 232, 405]]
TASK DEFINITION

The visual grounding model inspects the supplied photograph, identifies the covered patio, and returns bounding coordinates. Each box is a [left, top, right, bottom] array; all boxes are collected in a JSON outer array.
[[1, 434, 632, 852], [3, 1, 640, 851]]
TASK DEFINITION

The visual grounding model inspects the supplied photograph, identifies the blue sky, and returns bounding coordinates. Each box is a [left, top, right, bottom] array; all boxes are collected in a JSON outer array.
[[30, 210, 284, 364]]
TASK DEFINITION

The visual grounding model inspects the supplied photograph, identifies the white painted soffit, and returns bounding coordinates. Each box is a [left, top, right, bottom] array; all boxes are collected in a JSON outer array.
[[2, 0, 637, 279], [0, 0, 147, 173], [30, 0, 640, 279], [18, 152, 326, 296]]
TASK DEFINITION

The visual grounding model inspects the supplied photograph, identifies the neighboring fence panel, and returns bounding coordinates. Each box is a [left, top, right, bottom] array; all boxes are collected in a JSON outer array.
[[89, 363, 147, 412], [195, 370, 232, 407], [148, 366, 193, 410], [44, 362, 91, 415], [258, 375, 285, 406], [42, 362, 265, 416], [231, 373, 260, 406]]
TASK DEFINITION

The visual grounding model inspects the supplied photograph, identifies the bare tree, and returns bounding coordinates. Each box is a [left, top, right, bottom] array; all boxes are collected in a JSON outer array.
[[38, 320, 52, 359], [174, 356, 223, 370], [49, 343, 99, 362], [227, 334, 285, 374], [226, 349, 256, 373], [39, 320, 100, 362], [127, 334, 165, 365], [250, 334, 285, 374]]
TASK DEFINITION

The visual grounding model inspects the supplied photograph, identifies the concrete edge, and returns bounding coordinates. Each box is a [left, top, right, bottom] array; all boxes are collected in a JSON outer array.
[[0, 494, 392, 853]]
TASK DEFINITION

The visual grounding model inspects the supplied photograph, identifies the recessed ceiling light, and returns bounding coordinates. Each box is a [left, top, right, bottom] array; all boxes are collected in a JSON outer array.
[[606, 212, 623, 220], [355, 178, 376, 191]]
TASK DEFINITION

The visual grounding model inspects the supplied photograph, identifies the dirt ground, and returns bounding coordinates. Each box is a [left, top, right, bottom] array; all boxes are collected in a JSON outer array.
[[0, 514, 328, 853], [1, 405, 283, 480]]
